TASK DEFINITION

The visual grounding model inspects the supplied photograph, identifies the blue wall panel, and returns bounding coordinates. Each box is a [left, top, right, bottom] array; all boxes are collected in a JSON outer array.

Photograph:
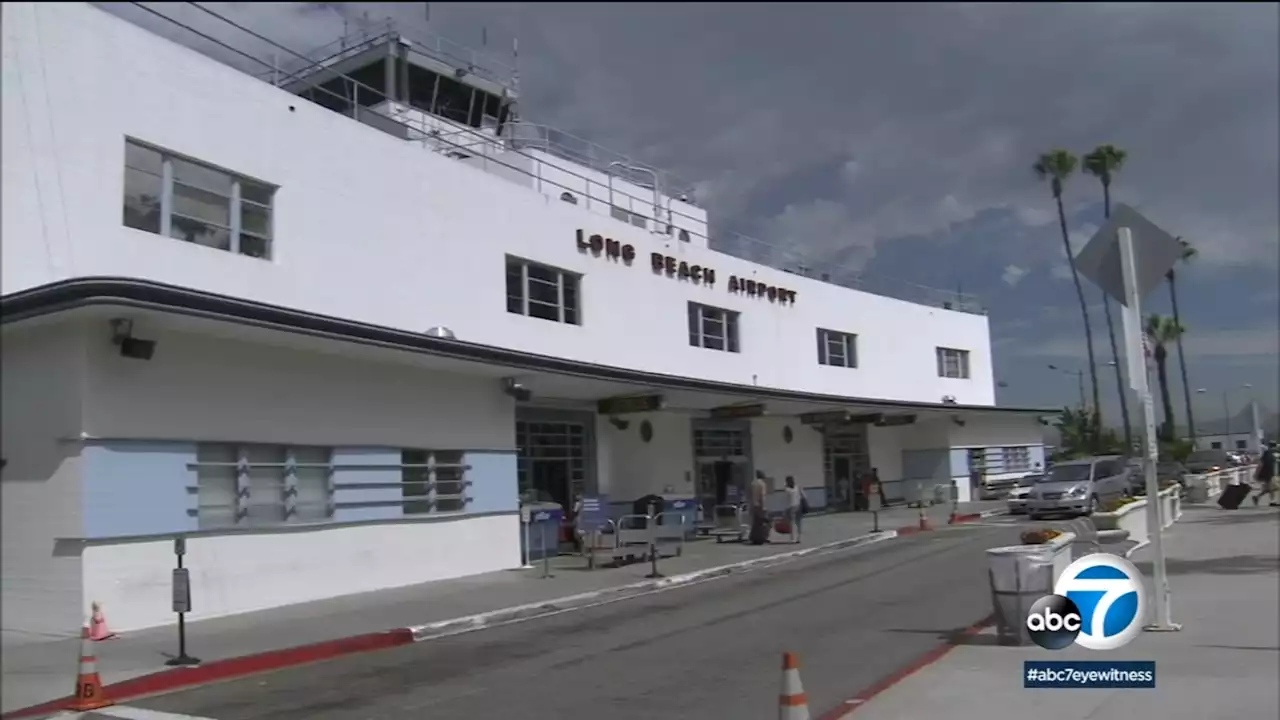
[[82, 441, 196, 538], [465, 451, 518, 514]]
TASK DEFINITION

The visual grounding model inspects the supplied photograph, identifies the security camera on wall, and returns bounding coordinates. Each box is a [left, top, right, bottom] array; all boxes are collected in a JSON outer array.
[[941, 395, 958, 405], [951, 414, 966, 427], [608, 416, 630, 431], [501, 377, 532, 402]]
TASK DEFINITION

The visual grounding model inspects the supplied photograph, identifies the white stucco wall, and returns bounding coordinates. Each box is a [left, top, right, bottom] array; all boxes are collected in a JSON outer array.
[[83, 514, 518, 632], [80, 320, 515, 450], [0, 321, 88, 640], [2, 1, 997, 407]]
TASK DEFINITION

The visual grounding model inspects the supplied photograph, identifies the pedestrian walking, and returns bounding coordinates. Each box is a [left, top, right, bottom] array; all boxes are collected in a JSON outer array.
[[570, 492, 585, 554], [1253, 442, 1278, 507], [783, 476, 806, 544], [749, 470, 771, 545]]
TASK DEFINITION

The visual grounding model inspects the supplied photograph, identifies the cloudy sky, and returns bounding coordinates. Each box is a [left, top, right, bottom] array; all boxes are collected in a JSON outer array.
[[109, 1, 1279, 427]]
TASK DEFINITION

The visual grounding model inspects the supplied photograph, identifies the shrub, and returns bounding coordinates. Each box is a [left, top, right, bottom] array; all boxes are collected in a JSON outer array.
[[1020, 528, 1062, 545], [1101, 497, 1141, 513]]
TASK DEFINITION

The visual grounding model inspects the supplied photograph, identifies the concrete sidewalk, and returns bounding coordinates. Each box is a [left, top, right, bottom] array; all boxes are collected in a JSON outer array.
[[837, 504, 1280, 720], [2, 501, 999, 715]]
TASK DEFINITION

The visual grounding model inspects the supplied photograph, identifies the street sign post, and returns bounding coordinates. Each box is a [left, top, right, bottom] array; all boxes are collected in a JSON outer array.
[[1077, 205, 1183, 634]]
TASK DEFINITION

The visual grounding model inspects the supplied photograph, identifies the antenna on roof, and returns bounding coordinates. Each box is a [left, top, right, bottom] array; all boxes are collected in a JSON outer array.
[[512, 36, 521, 94]]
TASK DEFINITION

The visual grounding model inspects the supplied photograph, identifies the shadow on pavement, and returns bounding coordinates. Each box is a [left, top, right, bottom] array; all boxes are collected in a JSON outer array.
[[1182, 510, 1280, 527], [883, 623, 1002, 647], [1133, 553, 1279, 577]]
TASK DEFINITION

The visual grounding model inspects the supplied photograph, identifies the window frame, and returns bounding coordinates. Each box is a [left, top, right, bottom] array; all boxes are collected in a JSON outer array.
[[1003, 446, 1032, 473], [816, 328, 858, 368], [191, 443, 334, 529], [123, 138, 276, 260], [936, 347, 971, 379], [505, 256, 582, 326], [687, 301, 740, 353], [401, 449, 471, 516]]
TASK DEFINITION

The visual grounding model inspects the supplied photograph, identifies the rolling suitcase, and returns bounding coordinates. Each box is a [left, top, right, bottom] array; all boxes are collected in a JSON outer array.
[[1218, 483, 1251, 510], [748, 514, 770, 545]]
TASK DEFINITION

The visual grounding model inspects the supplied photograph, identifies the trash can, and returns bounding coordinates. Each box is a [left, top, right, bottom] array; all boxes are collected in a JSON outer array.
[[634, 494, 666, 521], [986, 547, 1054, 646]]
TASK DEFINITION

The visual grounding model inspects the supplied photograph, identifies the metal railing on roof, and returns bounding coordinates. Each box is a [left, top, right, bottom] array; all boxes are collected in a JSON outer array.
[[120, 2, 986, 315], [259, 16, 517, 93]]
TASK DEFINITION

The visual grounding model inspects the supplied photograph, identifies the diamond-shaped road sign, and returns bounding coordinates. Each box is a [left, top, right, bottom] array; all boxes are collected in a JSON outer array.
[[1074, 203, 1184, 308]]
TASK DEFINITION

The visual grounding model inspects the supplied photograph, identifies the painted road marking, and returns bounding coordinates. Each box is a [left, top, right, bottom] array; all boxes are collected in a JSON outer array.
[[57, 706, 222, 720]]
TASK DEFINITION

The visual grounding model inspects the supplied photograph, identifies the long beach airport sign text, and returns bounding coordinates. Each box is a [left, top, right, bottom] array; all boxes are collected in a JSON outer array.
[[576, 229, 798, 305]]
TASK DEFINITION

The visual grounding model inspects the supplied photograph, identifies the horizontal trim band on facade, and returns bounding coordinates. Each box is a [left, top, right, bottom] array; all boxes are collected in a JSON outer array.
[[64, 436, 522, 455], [4, 276, 1058, 416], [56, 508, 520, 548]]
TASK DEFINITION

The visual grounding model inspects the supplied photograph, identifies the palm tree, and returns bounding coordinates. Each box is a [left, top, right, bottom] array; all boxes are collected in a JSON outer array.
[[1166, 238, 1198, 443], [1145, 314, 1185, 442], [1082, 145, 1133, 451], [1034, 150, 1102, 449]]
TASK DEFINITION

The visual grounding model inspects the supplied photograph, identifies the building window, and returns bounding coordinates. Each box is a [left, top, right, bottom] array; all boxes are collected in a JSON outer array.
[[401, 450, 469, 515], [609, 205, 649, 229], [936, 347, 971, 379], [123, 139, 275, 259], [817, 328, 858, 368], [193, 443, 333, 529], [505, 256, 581, 325], [1003, 446, 1032, 472], [688, 302, 740, 353]]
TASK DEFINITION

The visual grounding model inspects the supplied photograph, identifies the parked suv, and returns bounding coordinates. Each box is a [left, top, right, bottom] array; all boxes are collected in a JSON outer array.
[[1026, 456, 1131, 519]]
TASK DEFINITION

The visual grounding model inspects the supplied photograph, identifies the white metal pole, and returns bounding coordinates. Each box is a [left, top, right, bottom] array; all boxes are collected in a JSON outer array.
[[1118, 227, 1179, 632]]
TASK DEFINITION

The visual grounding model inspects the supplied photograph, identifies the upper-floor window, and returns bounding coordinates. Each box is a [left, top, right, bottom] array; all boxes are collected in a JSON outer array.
[[688, 302, 740, 353], [936, 347, 971, 379], [817, 328, 858, 368], [506, 256, 581, 325], [610, 205, 648, 229], [122, 139, 275, 260]]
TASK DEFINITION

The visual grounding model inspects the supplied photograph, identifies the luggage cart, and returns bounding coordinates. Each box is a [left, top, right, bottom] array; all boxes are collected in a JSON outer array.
[[710, 503, 748, 543], [653, 512, 686, 558], [584, 519, 620, 570], [615, 513, 653, 562]]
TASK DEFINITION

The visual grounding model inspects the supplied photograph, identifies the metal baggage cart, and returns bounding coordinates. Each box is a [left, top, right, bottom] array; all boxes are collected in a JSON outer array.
[[709, 503, 748, 543], [653, 512, 686, 558], [615, 513, 653, 561]]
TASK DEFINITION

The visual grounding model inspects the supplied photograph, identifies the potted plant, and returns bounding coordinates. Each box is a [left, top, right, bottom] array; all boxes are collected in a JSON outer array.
[[1019, 528, 1062, 545]]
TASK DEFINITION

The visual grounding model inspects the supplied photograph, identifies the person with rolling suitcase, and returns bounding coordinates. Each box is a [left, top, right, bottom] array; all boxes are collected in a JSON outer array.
[[748, 470, 771, 545], [1252, 442, 1278, 507]]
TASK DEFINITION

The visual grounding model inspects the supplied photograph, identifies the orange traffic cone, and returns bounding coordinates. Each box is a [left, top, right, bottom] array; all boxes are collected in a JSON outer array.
[[779, 652, 811, 720], [917, 503, 933, 531], [88, 601, 117, 642], [67, 626, 113, 711]]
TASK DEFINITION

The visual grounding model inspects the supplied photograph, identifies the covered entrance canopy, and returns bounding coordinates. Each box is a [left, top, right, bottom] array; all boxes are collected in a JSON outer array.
[[3, 279, 1056, 513], [0, 277, 1058, 424]]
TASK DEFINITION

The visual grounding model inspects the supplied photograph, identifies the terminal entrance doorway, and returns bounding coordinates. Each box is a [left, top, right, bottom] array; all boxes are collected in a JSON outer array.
[[693, 424, 752, 522], [822, 423, 871, 507], [516, 419, 588, 511]]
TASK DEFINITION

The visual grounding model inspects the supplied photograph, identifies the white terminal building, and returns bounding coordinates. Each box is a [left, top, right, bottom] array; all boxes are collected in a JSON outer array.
[[1, 2, 1052, 637]]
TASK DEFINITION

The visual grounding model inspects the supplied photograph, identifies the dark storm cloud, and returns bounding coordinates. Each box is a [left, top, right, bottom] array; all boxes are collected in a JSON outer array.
[[104, 2, 1278, 275]]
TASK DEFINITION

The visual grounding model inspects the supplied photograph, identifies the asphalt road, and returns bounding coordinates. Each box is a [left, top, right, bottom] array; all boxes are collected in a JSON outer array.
[[134, 524, 1023, 720]]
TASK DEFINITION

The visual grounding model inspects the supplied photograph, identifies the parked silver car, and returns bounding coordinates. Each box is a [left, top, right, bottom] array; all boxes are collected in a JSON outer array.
[[1026, 456, 1131, 519], [1005, 474, 1041, 514]]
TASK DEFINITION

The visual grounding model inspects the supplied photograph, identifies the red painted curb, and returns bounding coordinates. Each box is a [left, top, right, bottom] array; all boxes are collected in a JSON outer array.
[[1, 628, 415, 719], [816, 615, 993, 720]]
